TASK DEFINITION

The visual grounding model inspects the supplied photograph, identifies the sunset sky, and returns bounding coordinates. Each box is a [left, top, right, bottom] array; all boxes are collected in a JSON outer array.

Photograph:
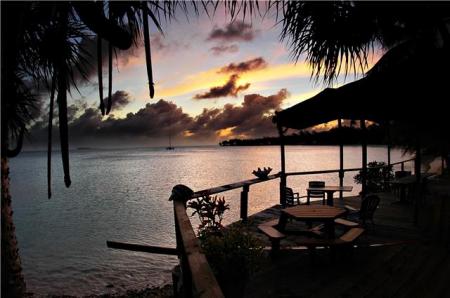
[[30, 7, 380, 147]]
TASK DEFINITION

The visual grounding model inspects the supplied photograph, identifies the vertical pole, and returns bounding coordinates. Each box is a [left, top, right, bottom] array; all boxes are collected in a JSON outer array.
[[414, 136, 422, 225], [338, 118, 344, 199], [386, 121, 391, 190], [277, 122, 287, 207], [361, 119, 368, 197], [401, 162, 405, 172], [240, 185, 249, 222]]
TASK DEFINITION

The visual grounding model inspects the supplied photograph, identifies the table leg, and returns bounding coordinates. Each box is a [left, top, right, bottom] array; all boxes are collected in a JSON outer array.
[[278, 213, 288, 232], [327, 192, 334, 206], [325, 221, 335, 239], [400, 185, 406, 203]]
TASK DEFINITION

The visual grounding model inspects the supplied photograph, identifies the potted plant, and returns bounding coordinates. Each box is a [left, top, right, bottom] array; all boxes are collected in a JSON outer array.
[[354, 161, 394, 193]]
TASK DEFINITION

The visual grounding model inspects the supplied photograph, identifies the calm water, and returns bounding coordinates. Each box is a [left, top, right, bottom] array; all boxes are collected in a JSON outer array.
[[10, 145, 411, 296]]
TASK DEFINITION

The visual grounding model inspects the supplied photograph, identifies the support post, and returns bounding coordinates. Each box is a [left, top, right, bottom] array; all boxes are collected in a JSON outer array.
[[240, 185, 249, 222], [338, 118, 344, 199], [277, 122, 287, 207], [414, 137, 422, 225], [442, 154, 445, 175], [361, 119, 368, 197], [386, 121, 391, 189]]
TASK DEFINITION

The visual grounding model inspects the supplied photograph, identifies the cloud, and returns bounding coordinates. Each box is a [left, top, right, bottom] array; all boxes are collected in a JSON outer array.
[[193, 74, 250, 100], [27, 90, 290, 146], [157, 62, 312, 99], [218, 57, 268, 74], [189, 89, 290, 138], [209, 44, 239, 56], [207, 21, 257, 42], [107, 90, 132, 111]]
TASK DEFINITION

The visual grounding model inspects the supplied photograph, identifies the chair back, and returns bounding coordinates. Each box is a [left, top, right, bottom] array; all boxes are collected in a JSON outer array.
[[285, 187, 295, 206], [360, 194, 380, 223], [308, 181, 325, 198]]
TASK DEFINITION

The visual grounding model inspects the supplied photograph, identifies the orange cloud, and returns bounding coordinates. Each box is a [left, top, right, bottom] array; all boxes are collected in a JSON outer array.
[[156, 62, 313, 99]]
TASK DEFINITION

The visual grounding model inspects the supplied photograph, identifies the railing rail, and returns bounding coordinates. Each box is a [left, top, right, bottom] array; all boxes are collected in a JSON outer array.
[[191, 173, 280, 198]]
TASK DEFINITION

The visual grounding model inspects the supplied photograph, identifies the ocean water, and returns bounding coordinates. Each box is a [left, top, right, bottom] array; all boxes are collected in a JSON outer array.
[[9, 145, 412, 296]]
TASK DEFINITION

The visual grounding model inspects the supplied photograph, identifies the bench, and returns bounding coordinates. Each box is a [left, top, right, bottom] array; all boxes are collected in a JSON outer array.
[[299, 227, 365, 248], [334, 218, 360, 228], [259, 218, 280, 227], [257, 224, 286, 255]]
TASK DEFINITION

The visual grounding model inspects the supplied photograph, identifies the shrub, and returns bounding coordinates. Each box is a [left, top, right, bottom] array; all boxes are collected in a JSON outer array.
[[188, 195, 264, 296], [354, 161, 394, 192]]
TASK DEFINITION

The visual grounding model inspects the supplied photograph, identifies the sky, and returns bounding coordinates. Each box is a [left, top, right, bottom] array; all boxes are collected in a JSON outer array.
[[28, 6, 379, 148]]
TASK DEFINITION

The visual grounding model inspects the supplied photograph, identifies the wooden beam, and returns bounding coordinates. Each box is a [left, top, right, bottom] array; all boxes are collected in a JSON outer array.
[[277, 122, 287, 207], [414, 137, 421, 225], [338, 118, 344, 199], [191, 174, 278, 198], [361, 119, 368, 197], [173, 201, 224, 297], [106, 241, 178, 255], [240, 185, 249, 222]]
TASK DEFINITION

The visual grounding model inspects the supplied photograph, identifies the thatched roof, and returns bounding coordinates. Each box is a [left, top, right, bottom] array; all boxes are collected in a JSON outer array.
[[274, 40, 449, 130]]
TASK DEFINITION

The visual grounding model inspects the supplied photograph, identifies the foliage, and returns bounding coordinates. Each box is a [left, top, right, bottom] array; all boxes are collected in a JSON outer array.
[[201, 223, 264, 282], [354, 161, 394, 192], [188, 195, 264, 295], [188, 195, 230, 237]]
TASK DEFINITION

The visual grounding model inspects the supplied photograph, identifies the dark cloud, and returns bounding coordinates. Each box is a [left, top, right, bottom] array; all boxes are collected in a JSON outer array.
[[27, 89, 289, 146], [107, 90, 132, 111], [193, 74, 250, 100], [209, 44, 239, 56], [189, 89, 290, 138], [218, 57, 268, 74], [207, 21, 257, 42]]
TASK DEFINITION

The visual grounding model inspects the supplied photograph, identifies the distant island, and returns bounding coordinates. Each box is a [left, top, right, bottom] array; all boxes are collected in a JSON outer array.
[[220, 125, 387, 146]]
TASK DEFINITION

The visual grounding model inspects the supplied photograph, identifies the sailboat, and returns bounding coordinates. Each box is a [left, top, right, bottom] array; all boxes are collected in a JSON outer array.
[[166, 134, 175, 150]]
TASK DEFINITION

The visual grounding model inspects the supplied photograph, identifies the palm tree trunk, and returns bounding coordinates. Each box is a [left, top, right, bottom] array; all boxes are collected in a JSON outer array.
[[1, 156, 26, 297]]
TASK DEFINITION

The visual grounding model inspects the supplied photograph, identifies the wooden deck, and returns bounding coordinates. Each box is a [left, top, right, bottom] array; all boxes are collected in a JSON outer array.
[[238, 192, 450, 297]]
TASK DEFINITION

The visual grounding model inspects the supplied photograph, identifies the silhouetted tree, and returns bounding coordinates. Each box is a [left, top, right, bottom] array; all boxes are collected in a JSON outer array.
[[1, 2, 202, 296]]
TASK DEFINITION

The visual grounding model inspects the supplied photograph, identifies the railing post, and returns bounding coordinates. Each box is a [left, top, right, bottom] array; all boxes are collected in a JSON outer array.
[[414, 139, 422, 225], [277, 121, 287, 207], [339, 170, 344, 199], [170, 185, 195, 298], [280, 174, 286, 207], [401, 162, 405, 172], [361, 119, 368, 197], [240, 185, 249, 222], [338, 118, 344, 200]]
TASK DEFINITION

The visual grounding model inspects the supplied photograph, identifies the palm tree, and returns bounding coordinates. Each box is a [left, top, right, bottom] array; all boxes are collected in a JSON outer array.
[[1, 1, 203, 296]]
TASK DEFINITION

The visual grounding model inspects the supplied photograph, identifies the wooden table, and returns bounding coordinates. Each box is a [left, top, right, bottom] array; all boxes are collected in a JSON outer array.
[[307, 186, 353, 206], [390, 173, 433, 203], [279, 205, 347, 238]]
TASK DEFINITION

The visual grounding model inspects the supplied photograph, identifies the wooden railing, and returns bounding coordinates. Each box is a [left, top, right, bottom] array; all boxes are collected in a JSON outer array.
[[173, 198, 224, 297]]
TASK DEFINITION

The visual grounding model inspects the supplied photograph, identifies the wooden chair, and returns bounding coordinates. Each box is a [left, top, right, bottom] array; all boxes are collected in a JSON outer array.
[[285, 187, 301, 206], [307, 181, 325, 205], [345, 194, 380, 225]]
